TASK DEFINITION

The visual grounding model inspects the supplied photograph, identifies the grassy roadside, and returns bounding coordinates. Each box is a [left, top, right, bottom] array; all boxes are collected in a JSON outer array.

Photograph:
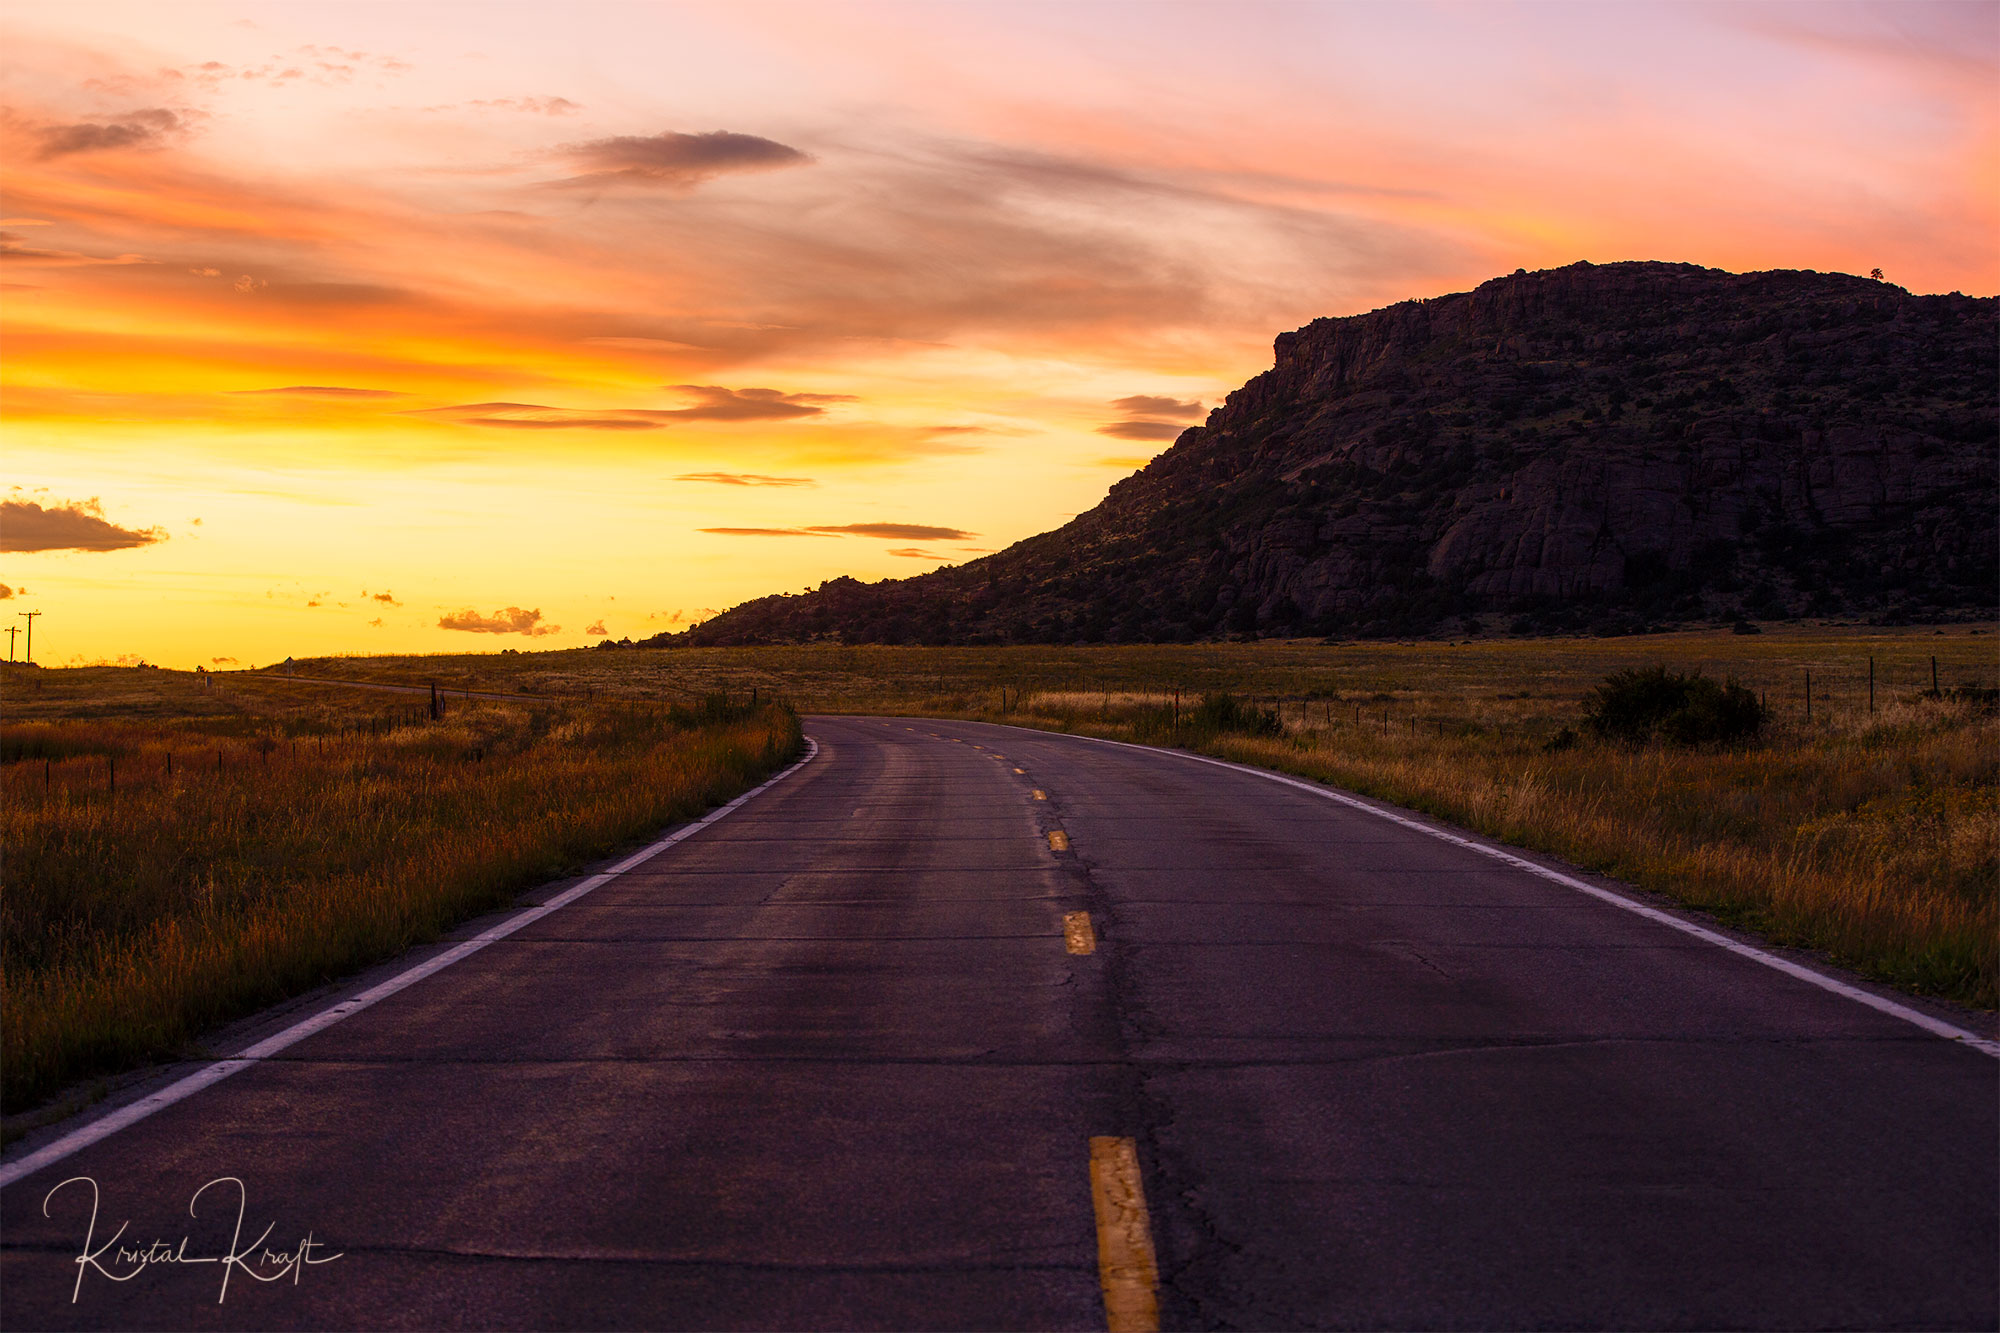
[[2, 667, 802, 1117], [933, 693, 1996, 1009], [282, 626, 1996, 1006]]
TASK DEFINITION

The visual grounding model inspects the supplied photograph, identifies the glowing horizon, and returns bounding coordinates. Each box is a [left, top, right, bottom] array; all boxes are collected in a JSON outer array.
[[4, 1, 1994, 669]]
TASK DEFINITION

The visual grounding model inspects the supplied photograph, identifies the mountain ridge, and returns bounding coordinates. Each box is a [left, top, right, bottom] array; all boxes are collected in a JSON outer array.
[[654, 261, 1997, 646]]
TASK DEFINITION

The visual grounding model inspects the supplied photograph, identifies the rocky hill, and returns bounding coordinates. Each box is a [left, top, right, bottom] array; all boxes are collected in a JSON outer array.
[[657, 262, 1997, 645]]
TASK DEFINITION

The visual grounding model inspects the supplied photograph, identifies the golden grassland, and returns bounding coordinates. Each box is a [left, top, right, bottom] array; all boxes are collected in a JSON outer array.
[[281, 624, 1997, 1007], [2, 666, 801, 1118]]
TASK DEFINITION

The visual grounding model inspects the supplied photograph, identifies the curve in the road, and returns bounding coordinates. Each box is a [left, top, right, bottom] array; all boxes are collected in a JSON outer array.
[[1, 716, 1991, 1331]]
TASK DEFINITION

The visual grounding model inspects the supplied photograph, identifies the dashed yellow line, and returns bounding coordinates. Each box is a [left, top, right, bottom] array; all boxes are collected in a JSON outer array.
[[1063, 911, 1096, 955], [1033, 790, 1047, 801], [1048, 830, 1070, 852], [1014, 767, 1026, 774], [1089, 1136, 1160, 1333]]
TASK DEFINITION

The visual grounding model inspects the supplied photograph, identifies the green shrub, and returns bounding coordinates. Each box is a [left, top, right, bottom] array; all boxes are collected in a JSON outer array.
[[1193, 691, 1282, 736], [1582, 666, 1764, 746]]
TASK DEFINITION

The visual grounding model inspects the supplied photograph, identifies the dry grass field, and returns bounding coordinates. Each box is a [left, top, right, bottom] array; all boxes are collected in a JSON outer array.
[[275, 624, 1997, 1007], [2, 666, 801, 1118]]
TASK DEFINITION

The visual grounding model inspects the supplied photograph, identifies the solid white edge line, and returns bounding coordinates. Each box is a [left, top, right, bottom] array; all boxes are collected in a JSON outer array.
[[0, 737, 821, 1191], [974, 721, 2000, 1060]]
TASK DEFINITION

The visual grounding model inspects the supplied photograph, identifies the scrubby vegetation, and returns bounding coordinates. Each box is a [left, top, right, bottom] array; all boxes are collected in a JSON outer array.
[[1, 668, 800, 1116]]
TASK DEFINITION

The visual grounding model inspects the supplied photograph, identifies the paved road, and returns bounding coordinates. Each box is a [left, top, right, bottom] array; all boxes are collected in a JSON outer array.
[[3, 717, 1994, 1330]]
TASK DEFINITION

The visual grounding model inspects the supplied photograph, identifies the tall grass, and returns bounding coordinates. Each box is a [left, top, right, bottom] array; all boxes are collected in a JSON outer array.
[[2, 690, 800, 1113], [948, 687, 1997, 1007]]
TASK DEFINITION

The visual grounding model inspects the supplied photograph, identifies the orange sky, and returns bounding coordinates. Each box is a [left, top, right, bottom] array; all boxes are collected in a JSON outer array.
[[4, 0, 1995, 668]]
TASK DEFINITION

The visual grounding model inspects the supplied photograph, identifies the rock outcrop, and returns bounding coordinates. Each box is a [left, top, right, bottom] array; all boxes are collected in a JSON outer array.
[[658, 262, 1997, 645]]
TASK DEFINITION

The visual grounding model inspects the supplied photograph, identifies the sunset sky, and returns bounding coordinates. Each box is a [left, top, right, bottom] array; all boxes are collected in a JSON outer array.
[[4, 0, 1994, 669]]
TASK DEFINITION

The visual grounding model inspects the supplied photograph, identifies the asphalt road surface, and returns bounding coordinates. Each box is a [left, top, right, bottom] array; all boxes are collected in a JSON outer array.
[[3, 716, 1994, 1330]]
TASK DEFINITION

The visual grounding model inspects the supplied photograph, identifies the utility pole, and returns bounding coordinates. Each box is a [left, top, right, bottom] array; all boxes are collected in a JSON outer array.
[[3, 626, 16, 662], [18, 610, 40, 664]]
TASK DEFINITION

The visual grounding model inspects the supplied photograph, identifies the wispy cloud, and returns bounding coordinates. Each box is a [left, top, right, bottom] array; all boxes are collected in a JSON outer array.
[[1095, 420, 1182, 441], [657, 385, 850, 421], [0, 231, 147, 267], [700, 521, 975, 540], [675, 472, 816, 487], [808, 522, 973, 540], [697, 527, 836, 537], [584, 336, 707, 352], [555, 129, 811, 189], [232, 385, 403, 398], [437, 606, 558, 635], [1111, 394, 1203, 420], [410, 387, 845, 430], [469, 96, 580, 115], [0, 498, 166, 552], [1098, 393, 1202, 441]]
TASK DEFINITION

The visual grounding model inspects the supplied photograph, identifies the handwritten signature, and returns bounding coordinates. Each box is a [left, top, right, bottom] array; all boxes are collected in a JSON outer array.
[[42, 1176, 342, 1304]]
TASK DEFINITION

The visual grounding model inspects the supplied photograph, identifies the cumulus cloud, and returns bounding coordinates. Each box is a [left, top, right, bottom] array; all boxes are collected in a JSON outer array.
[[0, 498, 166, 552], [585, 620, 608, 635], [557, 129, 810, 189], [0, 583, 17, 598], [232, 385, 403, 398], [674, 472, 816, 487], [369, 590, 401, 606], [437, 606, 559, 636]]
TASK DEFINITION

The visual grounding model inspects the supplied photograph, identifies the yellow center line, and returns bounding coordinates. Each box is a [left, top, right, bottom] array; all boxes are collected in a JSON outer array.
[[1014, 767, 1026, 774], [1048, 830, 1070, 851], [1063, 911, 1096, 955], [1089, 1136, 1160, 1333], [1033, 789, 1047, 800]]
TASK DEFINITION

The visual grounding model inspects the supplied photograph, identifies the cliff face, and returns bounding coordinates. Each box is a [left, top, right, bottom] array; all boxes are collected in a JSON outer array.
[[663, 262, 1997, 646]]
